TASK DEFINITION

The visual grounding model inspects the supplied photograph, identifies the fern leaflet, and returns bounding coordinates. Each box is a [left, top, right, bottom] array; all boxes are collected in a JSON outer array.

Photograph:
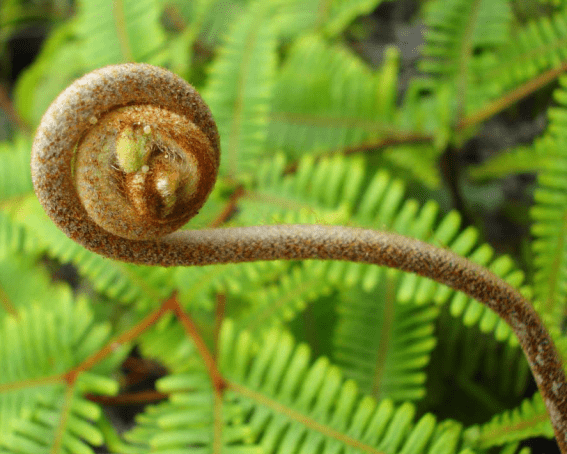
[[203, 0, 277, 177], [0, 293, 119, 454]]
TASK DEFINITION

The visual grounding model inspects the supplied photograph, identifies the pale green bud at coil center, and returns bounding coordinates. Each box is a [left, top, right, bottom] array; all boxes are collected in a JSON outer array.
[[115, 124, 152, 173]]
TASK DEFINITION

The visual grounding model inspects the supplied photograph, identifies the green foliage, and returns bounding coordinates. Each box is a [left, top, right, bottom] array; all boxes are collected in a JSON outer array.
[[0, 292, 120, 454], [468, 141, 550, 181], [495, 7, 567, 91], [465, 393, 554, 449], [3, 0, 567, 452], [76, 0, 166, 68], [203, 1, 278, 177], [267, 35, 397, 158], [130, 321, 470, 454]]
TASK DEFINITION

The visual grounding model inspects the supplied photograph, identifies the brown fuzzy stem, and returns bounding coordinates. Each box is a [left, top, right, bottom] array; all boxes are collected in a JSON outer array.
[[31, 63, 567, 452]]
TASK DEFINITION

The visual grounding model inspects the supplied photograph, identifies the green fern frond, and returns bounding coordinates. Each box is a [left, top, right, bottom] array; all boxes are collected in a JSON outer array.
[[203, 1, 277, 177], [75, 0, 166, 67], [13, 22, 83, 126], [0, 212, 36, 261], [267, 34, 399, 158], [124, 368, 261, 453], [420, 0, 512, 80], [3, 374, 117, 454], [468, 139, 550, 181], [252, 32, 440, 185], [431, 308, 531, 413], [529, 77, 567, 319], [333, 285, 438, 402], [218, 320, 471, 454], [132, 320, 474, 453], [419, 0, 513, 116], [464, 393, 553, 449], [489, 8, 567, 95], [12, 196, 173, 310], [0, 135, 33, 202], [0, 293, 119, 454]]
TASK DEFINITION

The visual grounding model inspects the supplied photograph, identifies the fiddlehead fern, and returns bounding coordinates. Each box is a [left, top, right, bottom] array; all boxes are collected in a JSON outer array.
[[31, 63, 567, 453], [32, 63, 219, 246]]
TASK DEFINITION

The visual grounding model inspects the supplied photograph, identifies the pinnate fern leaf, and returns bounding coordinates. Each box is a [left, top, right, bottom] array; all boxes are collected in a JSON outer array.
[[0, 135, 33, 202], [420, 0, 512, 79], [530, 76, 567, 322], [0, 292, 119, 454], [465, 393, 554, 449], [11, 196, 173, 311], [203, 0, 277, 177], [124, 368, 261, 453], [468, 140, 550, 181], [494, 9, 567, 93], [419, 0, 512, 114], [75, 0, 166, 67], [267, 34, 399, 159], [128, 320, 476, 454], [333, 286, 438, 402], [220, 321, 471, 454]]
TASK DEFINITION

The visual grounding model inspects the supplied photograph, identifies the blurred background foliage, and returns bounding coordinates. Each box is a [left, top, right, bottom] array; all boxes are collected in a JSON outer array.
[[2, 0, 567, 452]]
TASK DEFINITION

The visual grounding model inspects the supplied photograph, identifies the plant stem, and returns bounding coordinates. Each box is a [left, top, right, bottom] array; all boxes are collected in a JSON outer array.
[[31, 62, 567, 453]]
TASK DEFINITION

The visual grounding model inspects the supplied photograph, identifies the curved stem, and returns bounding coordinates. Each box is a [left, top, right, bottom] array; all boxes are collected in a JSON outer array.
[[187, 225, 566, 447], [62, 221, 567, 451], [30, 63, 567, 452]]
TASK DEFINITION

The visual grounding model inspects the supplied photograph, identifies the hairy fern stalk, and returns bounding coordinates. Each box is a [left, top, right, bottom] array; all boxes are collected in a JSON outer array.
[[2, 0, 567, 453]]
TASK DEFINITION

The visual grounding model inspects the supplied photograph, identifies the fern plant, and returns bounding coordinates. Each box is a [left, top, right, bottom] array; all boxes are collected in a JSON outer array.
[[1, 0, 567, 453]]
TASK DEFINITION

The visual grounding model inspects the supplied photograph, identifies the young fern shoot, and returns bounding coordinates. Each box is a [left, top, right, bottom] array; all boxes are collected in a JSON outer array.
[[31, 63, 567, 453]]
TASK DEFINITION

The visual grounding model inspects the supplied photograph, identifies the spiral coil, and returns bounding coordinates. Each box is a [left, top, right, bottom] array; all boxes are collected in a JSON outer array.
[[32, 63, 219, 245]]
